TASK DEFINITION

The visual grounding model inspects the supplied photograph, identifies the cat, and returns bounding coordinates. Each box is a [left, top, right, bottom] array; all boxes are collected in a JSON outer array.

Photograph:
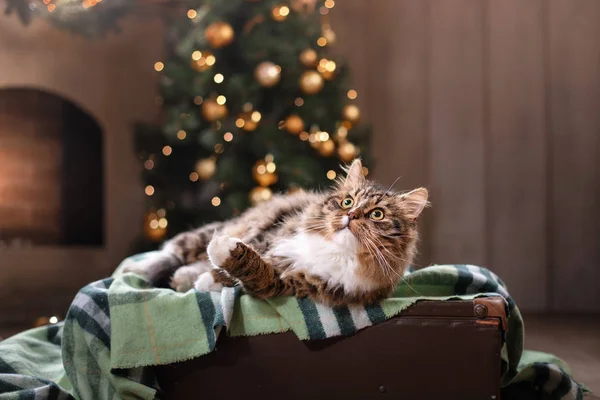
[[124, 159, 428, 306]]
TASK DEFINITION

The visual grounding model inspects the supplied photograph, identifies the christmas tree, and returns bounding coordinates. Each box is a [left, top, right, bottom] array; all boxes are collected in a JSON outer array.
[[135, 0, 371, 250]]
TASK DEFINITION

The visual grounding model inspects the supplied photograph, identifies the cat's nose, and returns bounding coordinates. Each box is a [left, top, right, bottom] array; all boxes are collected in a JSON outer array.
[[347, 210, 359, 220]]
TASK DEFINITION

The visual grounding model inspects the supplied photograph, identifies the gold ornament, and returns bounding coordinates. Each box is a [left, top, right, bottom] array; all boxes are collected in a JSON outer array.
[[338, 141, 358, 162], [299, 49, 318, 67], [342, 104, 361, 125], [144, 212, 167, 242], [299, 70, 324, 95], [205, 21, 235, 48], [255, 61, 281, 87], [201, 98, 228, 121], [318, 139, 336, 156], [190, 51, 216, 72], [284, 114, 305, 135], [272, 4, 290, 21], [253, 159, 278, 187], [250, 186, 273, 205], [236, 110, 262, 131], [195, 157, 216, 180]]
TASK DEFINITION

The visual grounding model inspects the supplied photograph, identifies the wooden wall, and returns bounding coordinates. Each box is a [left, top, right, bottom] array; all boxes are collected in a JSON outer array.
[[332, 0, 600, 312]]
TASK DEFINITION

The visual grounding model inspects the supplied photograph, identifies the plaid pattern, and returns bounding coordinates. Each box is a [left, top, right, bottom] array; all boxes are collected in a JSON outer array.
[[0, 253, 588, 400]]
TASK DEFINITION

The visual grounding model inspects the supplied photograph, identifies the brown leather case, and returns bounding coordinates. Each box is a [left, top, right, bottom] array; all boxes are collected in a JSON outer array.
[[154, 299, 505, 400]]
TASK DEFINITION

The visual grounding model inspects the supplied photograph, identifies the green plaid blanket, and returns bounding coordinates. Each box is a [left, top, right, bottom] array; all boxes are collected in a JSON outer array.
[[0, 253, 588, 399]]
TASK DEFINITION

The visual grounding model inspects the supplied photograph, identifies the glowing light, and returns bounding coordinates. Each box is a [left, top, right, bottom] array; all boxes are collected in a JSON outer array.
[[327, 170, 337, 180], [187, 9, 197, 19], [177, 130, 187, 140], [162, 146, 172, 156], [144, 160, 154, 170], [320, 6, 329, 15], [362, 167, 369, 176], [347, 89, 358, 99], [299, 132, 309, 141], [319, 131, 330, 141], [337, 126, 348, 139], [211, 197, 221, 207], [189, 172, 199, 182], [308, 133, 317, 143], [251, 111, 262, 123], [192, 50, 202, 61], [325, 60, 336, 72], [158, 218, 168, 228], [154, 62, 164, 72], [295, 97, 304, 107], [317, 37, 327, 47], [257, 165, 267, 174], [214, 144, 224, 153], [324, 0, 335, 8], [205, 55, 216, 66], [266, 162, 276, 173], [279, 5, 290, 16], [216, 95, 226, 105], [149, 219, 159, 229], [236, 118, 245, 128], [49, 316, 58, 324], [194, 96, 203, 105], [223, 132, 233, 142], [265, 154, 274, 163], [47, 4, 56, 11], [157, 209, 166, 217], [145, 185, 155, 196], [214, 73, 224, 83]]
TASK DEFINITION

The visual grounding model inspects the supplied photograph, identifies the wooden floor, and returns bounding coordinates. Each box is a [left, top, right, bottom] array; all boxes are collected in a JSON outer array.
[[524, 315, 600, 395], [1, 315, 598, 395]]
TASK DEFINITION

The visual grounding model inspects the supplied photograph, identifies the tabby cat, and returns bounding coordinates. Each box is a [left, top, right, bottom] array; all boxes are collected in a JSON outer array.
[[125, 159, 428, 306]]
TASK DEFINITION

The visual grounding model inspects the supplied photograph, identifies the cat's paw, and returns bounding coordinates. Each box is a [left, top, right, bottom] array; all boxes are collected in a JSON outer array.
[[194, 271, 224, 292], [171, 263, 210, 292], [207, 235, 241, 268]]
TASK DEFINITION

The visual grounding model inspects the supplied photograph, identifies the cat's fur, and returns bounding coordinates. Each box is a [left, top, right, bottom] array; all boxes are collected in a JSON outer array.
[[124, 159, 428, 306]]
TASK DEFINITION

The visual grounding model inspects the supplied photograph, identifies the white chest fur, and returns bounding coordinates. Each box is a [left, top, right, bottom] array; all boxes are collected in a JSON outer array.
[[271, 229, 377, 293]]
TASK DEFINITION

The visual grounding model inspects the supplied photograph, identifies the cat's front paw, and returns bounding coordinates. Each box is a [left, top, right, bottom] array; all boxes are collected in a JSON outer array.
[[171, 264, 209, 292], [194, 271, 224, 292], [207, 234, 241, 267]]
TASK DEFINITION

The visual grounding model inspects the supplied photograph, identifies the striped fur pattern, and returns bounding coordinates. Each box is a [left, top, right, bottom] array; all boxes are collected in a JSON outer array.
[[125, 159, 429, 306]]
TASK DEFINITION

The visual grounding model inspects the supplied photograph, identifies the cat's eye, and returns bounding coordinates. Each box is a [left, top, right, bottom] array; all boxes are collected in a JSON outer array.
[[340, 197, 354, 209], [370, 209, 385, 220]]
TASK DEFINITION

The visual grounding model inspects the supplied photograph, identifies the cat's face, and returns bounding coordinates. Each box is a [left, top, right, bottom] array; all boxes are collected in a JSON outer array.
[[310, 159, 428, 286]]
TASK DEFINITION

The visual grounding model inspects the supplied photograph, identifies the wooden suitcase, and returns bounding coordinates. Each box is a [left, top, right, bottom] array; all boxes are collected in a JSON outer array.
[[155, 298, 506, 400]]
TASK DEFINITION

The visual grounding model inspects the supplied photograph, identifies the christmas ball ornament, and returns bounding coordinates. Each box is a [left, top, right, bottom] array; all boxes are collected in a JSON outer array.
[[299, 49, 318, 67], [338, 141, 358, 162], [202, 98, 228, 121], [195, 157, 217, 180], [299, 70, 324, 95], [190, 51, 215, 72], [253, 159, 278, 187], [318, 139, 336, 157], [255, 61, 281, 87], [342, 104, 361, 125], [144, 212, 167, 242], [250, 186, 273, 205], [205, 21, 235, 48], [284, 114, 304, 135], [237, 110, 262, 131]]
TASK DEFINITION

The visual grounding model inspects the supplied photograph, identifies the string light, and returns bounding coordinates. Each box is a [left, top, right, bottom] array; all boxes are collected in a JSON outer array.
[[223, 132, 233, 142], [194, 96, 203, 105], [265, 154, 274, 162], [145, 185, 155, 196], [211, 197, 221, 206], [192, 51, 202, 61], [362, 167, 369, 176], [189, 172, 199, 182], [337, 126, 348, 139], [317, 37, 327, 47], [49, 316, 58, 324], [327, 170, 337, 180], [299, 132, 309, 141], [187, 9, 197, 19], [266, 162, 276, 173], [214, 143, 224, 153], [347, 90, 358, 99], [325, 61, 336, 72], [162, 146, 172, 156], [154, 62, 164, 72], [251, 111, 262, 123], [324, 0, 335, 8], [144, 160, 154, 170], [158, 218, 168, 228], [205, 55, 216, 66], [47, 3, 56, 11], [319, 131, 330, 141], [295, 97, 304, 107], [216, 95, 227, 105], [157, 209, 166, 217], [214, 73, 224, 83], [236, 118, 245, 128], [149, 219, 159, 229], [177, 130, 187, 140], [320, 6, 328, 15]]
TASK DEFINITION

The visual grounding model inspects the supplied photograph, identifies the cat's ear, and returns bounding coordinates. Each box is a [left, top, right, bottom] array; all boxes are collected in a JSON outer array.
[[400, 187, 429, 220], [343, 158, 366, 189]]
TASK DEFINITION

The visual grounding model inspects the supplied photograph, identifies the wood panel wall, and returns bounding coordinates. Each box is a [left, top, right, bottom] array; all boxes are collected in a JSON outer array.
[[332, 0, 600, 311]]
